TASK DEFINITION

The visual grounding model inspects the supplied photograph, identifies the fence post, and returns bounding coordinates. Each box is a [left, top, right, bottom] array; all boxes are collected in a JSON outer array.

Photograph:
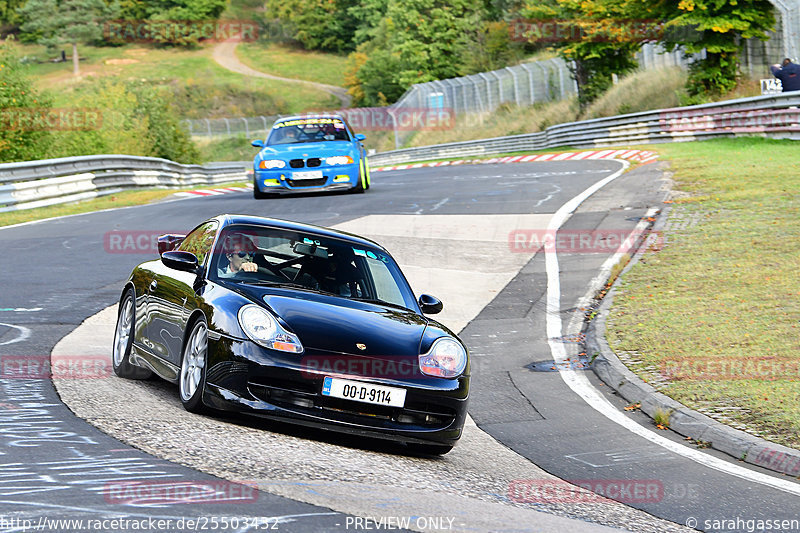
[[519, 63, 535, 104], [205, 118, 211, 137], [242, 118, 249, 138], [549, 59, 567, 100], [535, 63, 550, 101], [478, 73, 492, 111], [506, 66, 521, 106], [492, 70, 503, 105]]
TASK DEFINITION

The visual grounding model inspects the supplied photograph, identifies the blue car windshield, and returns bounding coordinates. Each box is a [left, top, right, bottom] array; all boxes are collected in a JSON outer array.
[[210, 225, 418, 311], [267, 118, 350, 145]]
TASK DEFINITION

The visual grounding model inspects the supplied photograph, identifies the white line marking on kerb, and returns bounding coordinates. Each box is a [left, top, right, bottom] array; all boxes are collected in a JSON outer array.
[[544, 161, 800, 496]]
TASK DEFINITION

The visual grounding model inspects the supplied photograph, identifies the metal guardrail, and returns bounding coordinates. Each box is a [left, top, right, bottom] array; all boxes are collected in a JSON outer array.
[[369, 92, 800, 166], [1, 93, 797, 211], [0, 155, 247, 213]]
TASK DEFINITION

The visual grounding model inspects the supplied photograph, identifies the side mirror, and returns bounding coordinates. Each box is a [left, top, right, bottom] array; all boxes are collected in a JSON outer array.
[[355, 134, 366, 142], [251, 139, 264, 148], [418, 294, 443, 314], [161, 251, 199, 273], [157, 234, 186, 255]]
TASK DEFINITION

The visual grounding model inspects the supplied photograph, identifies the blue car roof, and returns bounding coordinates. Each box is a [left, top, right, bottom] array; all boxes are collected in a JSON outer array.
[[273, 114, 347, 124]]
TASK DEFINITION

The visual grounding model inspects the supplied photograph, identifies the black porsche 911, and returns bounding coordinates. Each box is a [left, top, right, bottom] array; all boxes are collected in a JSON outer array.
[[112, 214, 469, 454]]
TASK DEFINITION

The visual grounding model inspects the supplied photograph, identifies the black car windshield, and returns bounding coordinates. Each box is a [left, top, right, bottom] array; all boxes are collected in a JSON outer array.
[[267, 118, 350, 145], [210, 225, 417, 310]]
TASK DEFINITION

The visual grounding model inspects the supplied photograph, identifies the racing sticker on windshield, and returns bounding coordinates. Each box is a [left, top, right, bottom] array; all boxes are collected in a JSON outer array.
[[274, 118, 345, 129], [353, 248, 389, 262]]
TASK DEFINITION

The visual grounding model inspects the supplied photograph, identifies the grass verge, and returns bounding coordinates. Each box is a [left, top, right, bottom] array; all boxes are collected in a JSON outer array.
[[0, 182, 247, 228], [235, 42, 347, 88], [606, 137, 800, 449]]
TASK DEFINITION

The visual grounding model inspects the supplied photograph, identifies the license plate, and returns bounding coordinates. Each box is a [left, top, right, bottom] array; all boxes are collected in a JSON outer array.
[[292, 170, 323, 180], [322, 377, 406, 407]]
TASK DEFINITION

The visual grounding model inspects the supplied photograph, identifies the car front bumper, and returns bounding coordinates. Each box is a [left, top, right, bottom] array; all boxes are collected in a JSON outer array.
[[203, 336, 469, 446], [254, 163, 361, 193]]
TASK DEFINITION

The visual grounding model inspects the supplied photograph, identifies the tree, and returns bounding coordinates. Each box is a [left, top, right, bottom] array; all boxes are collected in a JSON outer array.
[[264, 0, 359, 52], [345, 0, 483, 106], [18, 0, 117, 76], [638, 0, 776, 98], [0, 39, 51, 163], [519, 0, 643, 111], [0, 0, 26, 26]]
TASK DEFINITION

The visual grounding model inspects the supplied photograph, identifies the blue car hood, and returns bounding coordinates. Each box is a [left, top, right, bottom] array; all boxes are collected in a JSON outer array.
[[259, 141, 354, 159]]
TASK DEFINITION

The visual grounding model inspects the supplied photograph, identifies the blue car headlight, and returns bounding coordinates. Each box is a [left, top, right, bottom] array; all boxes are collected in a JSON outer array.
[[325, 155, 354, 166], [259, 159, 286, 169]]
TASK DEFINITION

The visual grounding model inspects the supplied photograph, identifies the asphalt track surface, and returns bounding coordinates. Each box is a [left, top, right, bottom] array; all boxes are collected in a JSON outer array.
[[0, 160, 798, 532]]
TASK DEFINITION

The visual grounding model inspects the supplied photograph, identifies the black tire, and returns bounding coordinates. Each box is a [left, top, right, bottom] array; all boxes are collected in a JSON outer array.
[[351, 160, 366, 194], [406, 443, 454, 456], [253, 180, 270, 199], [112, 289, 153, 380], [179, 318, 210, 414]]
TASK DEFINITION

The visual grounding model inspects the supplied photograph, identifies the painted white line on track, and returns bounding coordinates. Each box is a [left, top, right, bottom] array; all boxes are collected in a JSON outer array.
[[543, 162, 800, 497], [0, 323, 31, 346]]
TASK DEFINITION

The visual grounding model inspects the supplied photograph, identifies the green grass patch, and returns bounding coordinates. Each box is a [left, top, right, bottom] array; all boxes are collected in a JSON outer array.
[[236, 42, 347, 88], [607, 137, 800, 448], [20, 43, 338, 115], [0, 182, 247, 228]]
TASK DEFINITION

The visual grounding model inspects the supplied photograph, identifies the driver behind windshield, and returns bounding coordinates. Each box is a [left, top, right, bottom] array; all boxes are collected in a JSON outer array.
[[217, 234, 259, 278]]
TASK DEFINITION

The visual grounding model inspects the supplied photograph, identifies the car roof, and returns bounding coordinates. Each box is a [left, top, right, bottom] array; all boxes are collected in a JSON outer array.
[[273, 114, 346, 124], [214, 214, 386, 251]]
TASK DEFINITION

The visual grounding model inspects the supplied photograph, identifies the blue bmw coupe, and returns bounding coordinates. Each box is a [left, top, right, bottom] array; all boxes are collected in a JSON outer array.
[[251, 115, 371, 198]]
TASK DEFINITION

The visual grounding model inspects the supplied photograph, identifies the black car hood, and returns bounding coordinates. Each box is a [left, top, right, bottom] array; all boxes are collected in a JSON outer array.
[[254, 288, 427, 357]]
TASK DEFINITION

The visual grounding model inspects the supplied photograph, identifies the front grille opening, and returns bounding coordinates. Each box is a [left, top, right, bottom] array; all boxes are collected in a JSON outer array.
[[287, 178, 327, 187], [289, 159, 305, 168], [307, 158, 322, 167]]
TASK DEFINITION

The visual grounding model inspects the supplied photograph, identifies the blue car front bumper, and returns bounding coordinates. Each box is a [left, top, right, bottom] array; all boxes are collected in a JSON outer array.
[[254, 163, 361, 194]]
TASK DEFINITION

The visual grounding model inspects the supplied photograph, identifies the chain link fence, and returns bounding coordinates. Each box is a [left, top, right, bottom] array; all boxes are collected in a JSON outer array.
[[183, 115, 279, 139]]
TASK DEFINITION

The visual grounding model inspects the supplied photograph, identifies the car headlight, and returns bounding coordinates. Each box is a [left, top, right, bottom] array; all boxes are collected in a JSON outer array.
[[325, 155, 354, 165], [259, 159, 286, 169], [419, 337, 466, 378], [238, 304, 303, 353]]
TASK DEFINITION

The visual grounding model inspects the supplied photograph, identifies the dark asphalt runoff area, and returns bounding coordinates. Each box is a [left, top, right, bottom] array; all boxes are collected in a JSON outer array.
[[0, 160, 797, 532]]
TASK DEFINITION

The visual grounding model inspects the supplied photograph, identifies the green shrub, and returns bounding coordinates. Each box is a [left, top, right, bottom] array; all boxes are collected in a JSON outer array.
[[46, 79, 199, 163], [0, 39, 51, 163]]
